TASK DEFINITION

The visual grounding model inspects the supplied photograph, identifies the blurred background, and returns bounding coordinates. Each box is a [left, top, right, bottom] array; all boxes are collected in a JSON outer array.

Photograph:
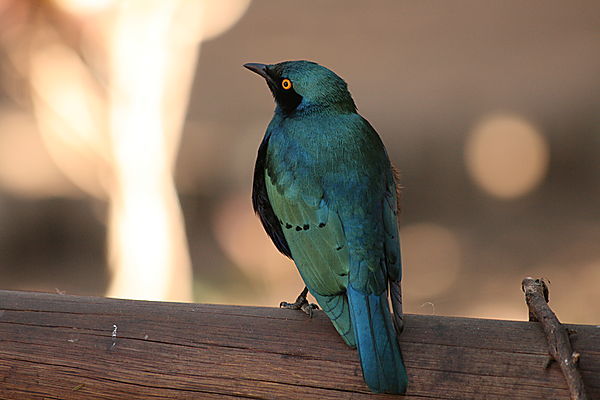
[[0, 0, 598, 324]]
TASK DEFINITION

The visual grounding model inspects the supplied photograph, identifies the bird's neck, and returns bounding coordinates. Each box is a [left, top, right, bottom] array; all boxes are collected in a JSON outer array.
[[276, 100, 357, 118]]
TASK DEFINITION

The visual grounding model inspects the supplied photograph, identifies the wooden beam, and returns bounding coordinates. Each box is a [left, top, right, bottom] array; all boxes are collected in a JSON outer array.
[[0, 290, 598, 399]]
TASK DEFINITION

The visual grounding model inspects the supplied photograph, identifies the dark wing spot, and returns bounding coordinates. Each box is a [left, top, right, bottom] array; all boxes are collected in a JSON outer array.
[[303, 224, 309, 230], [336, 245, 344, 251], [338, 272, 348, 277], [318, 222, 326, 228], [285, 223, 292, 229], [295, 226, 302, 231]]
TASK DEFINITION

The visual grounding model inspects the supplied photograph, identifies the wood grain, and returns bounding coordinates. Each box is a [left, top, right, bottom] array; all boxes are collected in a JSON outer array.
[[0, 290, 598, 399]]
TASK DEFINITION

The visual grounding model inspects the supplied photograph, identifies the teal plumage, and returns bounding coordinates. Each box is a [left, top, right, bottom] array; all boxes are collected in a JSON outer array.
[[246, 60, 407, 394]]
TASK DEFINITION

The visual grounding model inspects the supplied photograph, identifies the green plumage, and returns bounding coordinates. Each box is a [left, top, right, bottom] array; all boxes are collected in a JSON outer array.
[[247, 60, 407, 394], [265, 169, 355, 345]]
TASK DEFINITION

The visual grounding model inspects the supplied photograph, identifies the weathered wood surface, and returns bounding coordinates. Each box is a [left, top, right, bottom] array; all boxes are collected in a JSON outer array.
[[0, 290, 598, 399]]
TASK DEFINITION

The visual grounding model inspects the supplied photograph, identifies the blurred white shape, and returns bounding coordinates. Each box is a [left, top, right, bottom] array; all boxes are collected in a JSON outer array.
[[465, 113, 549, 199], [105, 0, 197, 301], [53, 0, 115, 15], [105, 0, 250, 301], [29, 40, 109, 198], [401, 222, 462, 301], [20, 0, 251, 301], [0, 110, 79, 197]]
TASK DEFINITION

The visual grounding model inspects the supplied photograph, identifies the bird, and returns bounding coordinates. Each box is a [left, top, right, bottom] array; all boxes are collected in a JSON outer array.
[[245, 60, 407, 394]]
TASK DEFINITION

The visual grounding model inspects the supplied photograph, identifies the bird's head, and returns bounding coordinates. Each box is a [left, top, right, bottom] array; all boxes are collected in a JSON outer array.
[[244, 60, 356, 115]]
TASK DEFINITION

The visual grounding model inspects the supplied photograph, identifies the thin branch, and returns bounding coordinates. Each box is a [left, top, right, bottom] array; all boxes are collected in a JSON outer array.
[[522, 277, 588, 400]]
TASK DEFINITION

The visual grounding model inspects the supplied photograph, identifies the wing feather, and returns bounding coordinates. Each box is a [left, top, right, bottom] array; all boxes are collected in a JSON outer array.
[[265, 173, 355, 345], [252, 135, 291, 258]]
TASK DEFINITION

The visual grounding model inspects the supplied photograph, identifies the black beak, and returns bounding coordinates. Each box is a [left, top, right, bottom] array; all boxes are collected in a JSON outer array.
[[243, 63, 271, 80]]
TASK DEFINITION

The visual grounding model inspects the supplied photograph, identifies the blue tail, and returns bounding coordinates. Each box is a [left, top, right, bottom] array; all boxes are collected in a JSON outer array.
[[347, 285, 408, 394]]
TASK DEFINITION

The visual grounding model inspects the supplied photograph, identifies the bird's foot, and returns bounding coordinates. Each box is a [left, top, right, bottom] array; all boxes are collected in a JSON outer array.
[[279, 287, 319, 318]]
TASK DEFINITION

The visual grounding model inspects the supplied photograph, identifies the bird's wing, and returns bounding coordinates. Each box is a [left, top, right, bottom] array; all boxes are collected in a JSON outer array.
[[383, 165, 403, 331], [264, 171, 356, 346], [383, 166, 402, 282], [252, 134, 292, 258], [265, 173, 348, 294]]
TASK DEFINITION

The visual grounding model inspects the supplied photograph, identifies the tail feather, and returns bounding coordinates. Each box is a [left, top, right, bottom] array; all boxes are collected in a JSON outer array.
[[347, 285, 408, 394], [390, 279, 404, 333], [312, 291, 356, 347]]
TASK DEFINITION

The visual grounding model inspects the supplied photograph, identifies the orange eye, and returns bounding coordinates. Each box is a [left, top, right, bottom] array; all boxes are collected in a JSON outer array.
[[281, 78, 292, 90]]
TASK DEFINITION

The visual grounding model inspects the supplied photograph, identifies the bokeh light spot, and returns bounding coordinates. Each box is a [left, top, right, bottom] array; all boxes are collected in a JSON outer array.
[[213, 193, 303, 306], [401, 222, 462, 301], [465, 113, 549, 199]]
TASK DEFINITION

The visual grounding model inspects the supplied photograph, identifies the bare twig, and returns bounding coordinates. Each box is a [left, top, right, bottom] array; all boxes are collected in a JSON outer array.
[[522, 277, 588, 400]]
